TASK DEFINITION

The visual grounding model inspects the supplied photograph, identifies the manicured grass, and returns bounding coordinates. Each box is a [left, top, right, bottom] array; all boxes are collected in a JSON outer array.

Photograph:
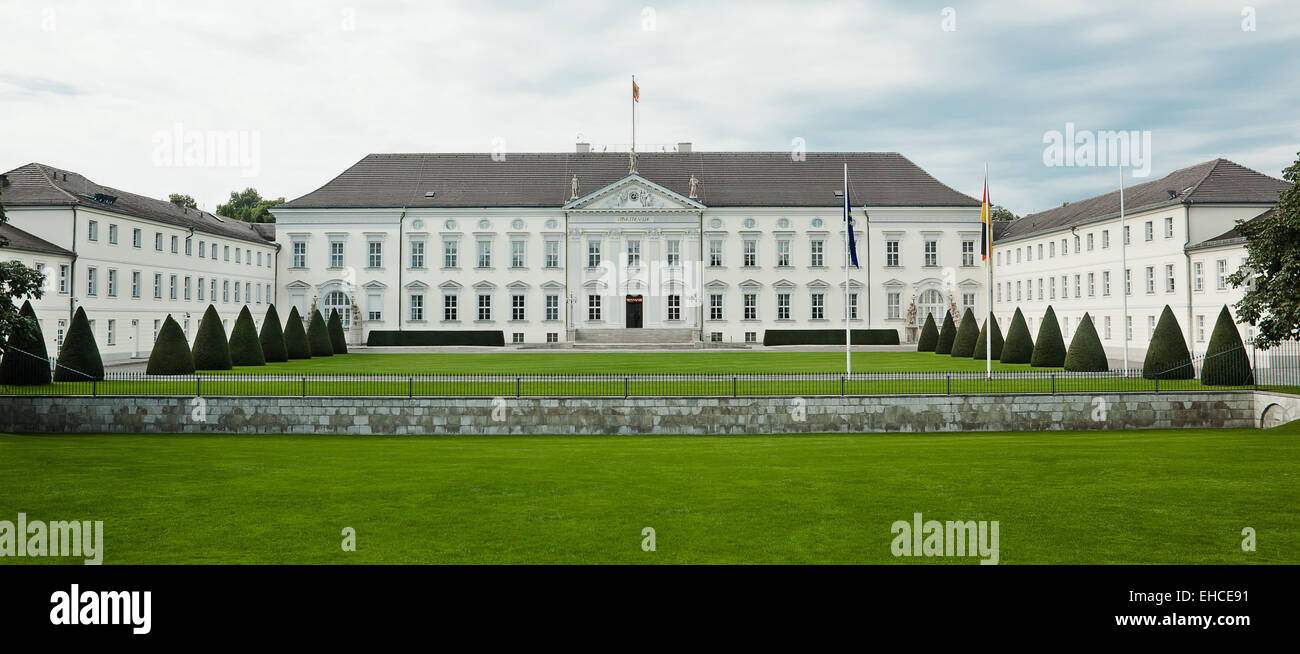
[[1, 423, 1296, 564]]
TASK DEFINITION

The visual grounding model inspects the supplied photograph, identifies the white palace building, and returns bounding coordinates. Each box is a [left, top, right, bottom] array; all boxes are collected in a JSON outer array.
[[0, 151, 1287, 361]]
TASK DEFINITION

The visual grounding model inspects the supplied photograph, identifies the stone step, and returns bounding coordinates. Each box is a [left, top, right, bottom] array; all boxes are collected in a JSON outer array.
[[573, 328, 697, 344]]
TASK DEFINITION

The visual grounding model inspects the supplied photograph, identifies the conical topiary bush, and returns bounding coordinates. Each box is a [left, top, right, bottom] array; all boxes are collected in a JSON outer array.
[[229, 306, 266, 367], [53, 306, 103, 381], [1142, 305, 1193, 380], [1202, 305, 1254, 386], [1030, 306, 1066, 368], [972, 314, 1004, 361], [1064, 313, 1108, 372], [327, 309, 348, 355], [935, 312, 957, 355], [916, 314, 939, 352], [0, 300, 51, 385], [1000, 308, 1034, 364], [146, 315, 195, 375], [307, 309, 333, 357], [950, 308, 979, 357], [259, 304, 288, 363], [284, 306, 312, 360], [191, 304, 232, 370]]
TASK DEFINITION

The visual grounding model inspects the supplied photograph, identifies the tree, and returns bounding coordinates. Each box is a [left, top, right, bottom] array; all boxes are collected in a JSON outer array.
[[146, 315, 195, 375], [168, 193, 198, 209], [990, 205, 1019, 222], [327, 309, 348, 355], [1202, 305, 1254, 386], [916, 314, 939, 352], [307, 309, 333, 357], [1142, 305, 1193, 380], [1064, 313, 1108, 372], [1000, 308, 1034, 364], [53, 306, 103, 381], [1030, 306, 1066, 367], [259, 305, 288, 362], [0, 185, 49, 346], [950, 308, 979, 357], [191, 304, 233, 371], [283, 307, 312, 359], [216, 188, 284, 223], [972, 314, 1004, 361], [0, 300, 51, 385], [935, 312, 957, 355], [1228, 150, 1300, 348], [229, 306, 266, 367]]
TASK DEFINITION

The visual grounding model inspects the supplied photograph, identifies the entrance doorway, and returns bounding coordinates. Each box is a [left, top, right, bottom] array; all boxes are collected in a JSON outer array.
[[625, 295, 643, 328]]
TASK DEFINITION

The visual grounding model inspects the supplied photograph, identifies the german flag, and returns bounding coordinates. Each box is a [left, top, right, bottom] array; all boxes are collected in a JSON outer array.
[[632, 80, 640, 103], [980, 174, 991, 263]]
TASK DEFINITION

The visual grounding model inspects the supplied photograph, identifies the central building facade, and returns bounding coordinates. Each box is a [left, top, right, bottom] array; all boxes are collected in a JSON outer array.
[[272, 149, 984, 345]]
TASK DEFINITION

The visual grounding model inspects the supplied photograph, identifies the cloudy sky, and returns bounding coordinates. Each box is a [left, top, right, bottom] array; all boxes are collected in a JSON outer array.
[[1, 0, 1297, 216]]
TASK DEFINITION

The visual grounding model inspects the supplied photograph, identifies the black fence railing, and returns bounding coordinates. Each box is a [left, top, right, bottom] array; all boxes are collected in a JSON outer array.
[[0, 369, 1268, 398]]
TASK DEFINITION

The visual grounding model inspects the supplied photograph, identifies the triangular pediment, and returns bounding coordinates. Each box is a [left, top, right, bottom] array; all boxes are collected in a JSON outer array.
[[565, 174, 705, 211]]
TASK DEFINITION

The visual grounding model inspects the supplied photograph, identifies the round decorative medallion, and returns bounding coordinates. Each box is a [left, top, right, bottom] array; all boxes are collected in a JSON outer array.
[[412, 219, 424, 230], [444, 219, 457, 230], [546, 219, 558, 230], [777, 218, 790, 229], [629, 190, 640, 201], [709, 218, 723, 229], [811, 218, 823, 228], [743, 218, 756, 229], [512, 219, 524, 230], [478, 219, 491, 230]]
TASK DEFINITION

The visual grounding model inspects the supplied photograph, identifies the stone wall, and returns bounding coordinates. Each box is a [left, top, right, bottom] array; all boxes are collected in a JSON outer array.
[[0, 391, 1273, 435]]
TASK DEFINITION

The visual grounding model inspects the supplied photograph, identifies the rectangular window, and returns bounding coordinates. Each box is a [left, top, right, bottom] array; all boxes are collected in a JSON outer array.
[[132, 228, 142, 248], [222, 280, 230, 303], [169, 274, 177, 300], [587, 294, 601, 321], [743, 239, 757, 267], [547, 333, 558, 344], [1036, 243, 1043, 260], [924, 240, 938, 267], [185, 237, 192, 256], [86, 267, 98, 296], [1145, 266, 1155, 294], [368, 240, 383, 268], [197, 277, 205, 301], [410, 241, 425, 268], [155, 232, 164, 251], [1073, 274, 1081, 298], [708, 240, 723, 267], [211, 242, 218, 260], [107, 269, 118, 297], [512, 240, 527, 268], [1127, 315, 1133, 340], [1148, 315, 1156, 339], [1061, 238, 1068, 256], [886, 240, 899, 267], [626, 239, 640, 267], [962, 240, 975, 267], [233, 280, 240, 303], [743, 293, 757, 320], [210, 279, 216, 301], [1102, 230, 1110, 249], [1102, 271, 1111, 296], [1049, 241, 1056, 257], [132, 272, 142, 298], [545, 295, 559, 321], [367, 292, 382, 321], [587, 241, 601, 268], [1037, 278, 1044, 300], [997, 284, 1002, 303], [1216, 259, 1227, 289], [776, 240, 790, 267], [709, 294, 723, 320], [171, 235, 179, 254], [328, 241, 343, 268], [1049, 276, 1056, 300], [477, 294, 492, 321], [1197, 315, 1206, 342], [1144, 221, 1153, 241], [1165, 264, 1175, 293], [154, 273, 163, 299], [849, 293, 859, 320], [1164, 216, 1174, 239], [236, 248, 242, 264], [1193, 262, 1204, 291], [442, 294, 457, 321], [745, 332, 757, 344], [87, 220, 99, 242], [512, 333, 524, 344], [410, 293, 425, 321], [107, 320, 115, 346], [511, 294, 525, 321], [1016, 280, 1022, 301], [666, 294, 681, 321], [443, 240, 458, 268], [1125, 268, 1131, 296], [200, 241, 207, 258], [666, 240, 681, 266], [545, 241, 559, 268], [887, 292, 900, 320], [1087, 273, 1095, 297], [1104, 316, 1112, 340], [810, 240, 824, 267], [477, 241, 492, 268], [810, 293, 824, 320], [57, 265, 68, 294], [1086, 233, 1094, 251], [777, 293, 791, 320]]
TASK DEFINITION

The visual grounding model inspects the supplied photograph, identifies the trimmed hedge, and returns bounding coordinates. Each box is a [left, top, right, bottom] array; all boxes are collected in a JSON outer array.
[[950, 308, 979, 357], [972, 314, 1004, 361], [1202, 305, 1254, 386], [191, 304, 233, 371], [328, 309, 348, 354], [0, 300, 51, 385], [147, 315, 195, 375], [916, 314, 939, 352], [259, 305, 288, 363], [1064, 313, 1108, 372], [763, 329, 900, 346], [229, 306, 266, 367], [1000, 308, 1034, 364], [307, 310, 333, 357], [1142, 305, 1193, 380], [284, 307, 312, 359], [53, 306, 103, 381], [935, 313, 957, 354], [366, 330, 506, 347], [1030, 306, 1066, 368]]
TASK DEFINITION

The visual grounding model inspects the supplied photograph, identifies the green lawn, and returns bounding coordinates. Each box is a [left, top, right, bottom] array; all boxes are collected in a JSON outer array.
[[2, 423, 1295, 564]]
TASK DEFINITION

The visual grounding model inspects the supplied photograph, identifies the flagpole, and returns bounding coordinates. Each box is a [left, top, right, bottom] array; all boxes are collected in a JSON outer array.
[[985, 164, 992, 380], [1119, 164, 1129, 374], [844, 163, 851, 376], [631, 75, 635, 155]]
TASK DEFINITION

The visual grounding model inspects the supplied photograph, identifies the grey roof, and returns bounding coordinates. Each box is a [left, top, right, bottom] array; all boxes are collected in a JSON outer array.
[[996, 158, 1287, 243], [0, 163, 275, 245], [1188, 207, 1276, 251], [280, 152, 980, 209], [0, 222, 74, 257]]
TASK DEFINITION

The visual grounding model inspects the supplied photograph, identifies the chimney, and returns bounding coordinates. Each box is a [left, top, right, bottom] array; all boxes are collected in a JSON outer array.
[[171, 198, 188, 209], [677, 142, 692, 153], [0, 174, 8, 187], [575, 142, 590, 153]]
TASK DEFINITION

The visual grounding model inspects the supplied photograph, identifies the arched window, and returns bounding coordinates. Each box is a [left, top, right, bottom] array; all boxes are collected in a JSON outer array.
[[323, 291, 351, 329], [918, 289, 945, 324]]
